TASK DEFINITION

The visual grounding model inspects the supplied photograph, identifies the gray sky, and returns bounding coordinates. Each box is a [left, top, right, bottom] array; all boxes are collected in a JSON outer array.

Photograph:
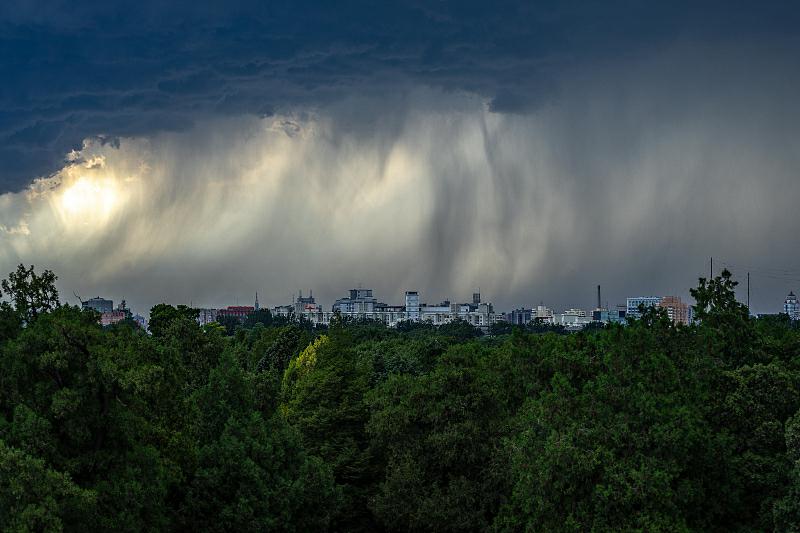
[[1, 2, 799, 315]]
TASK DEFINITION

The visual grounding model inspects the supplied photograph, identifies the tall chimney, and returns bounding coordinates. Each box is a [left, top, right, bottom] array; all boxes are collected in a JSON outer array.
[[597, 285, 601, 310]]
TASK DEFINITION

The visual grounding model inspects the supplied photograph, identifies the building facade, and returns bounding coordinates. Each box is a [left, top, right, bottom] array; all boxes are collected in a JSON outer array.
[[333, 289, 378, 314], [82, 297, 113, 314], [100, 310, 127, 326], [785, 292, 800, 320], [509, 308, 534, 326], [554, 309, 592, 329], [658, 296, 691, 325], [405, 291, 420, 320], [197, 308, 219, 326], [626, 297, 662, 319], [592, 305, 627, 324], [217, 306, 255, 322]]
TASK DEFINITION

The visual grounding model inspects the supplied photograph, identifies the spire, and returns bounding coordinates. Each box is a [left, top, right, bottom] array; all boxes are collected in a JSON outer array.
[[255, 292, 259, 311]]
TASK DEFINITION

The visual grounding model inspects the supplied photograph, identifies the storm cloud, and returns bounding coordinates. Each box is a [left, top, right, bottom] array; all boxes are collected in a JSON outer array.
[[2, 1, 798, 188], [2, 35, 799, 314]]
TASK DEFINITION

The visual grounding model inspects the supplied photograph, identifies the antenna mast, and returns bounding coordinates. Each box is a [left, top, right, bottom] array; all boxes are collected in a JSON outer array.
[[747, 272, 750, 310]]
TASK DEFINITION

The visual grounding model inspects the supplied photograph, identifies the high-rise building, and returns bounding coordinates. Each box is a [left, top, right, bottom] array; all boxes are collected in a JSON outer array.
[[626, 296, 662, 319], [509, 308, 533, 325], [785, 292, 799, 320], [658, 296, 690, 325], [405, 291, 420, 320]]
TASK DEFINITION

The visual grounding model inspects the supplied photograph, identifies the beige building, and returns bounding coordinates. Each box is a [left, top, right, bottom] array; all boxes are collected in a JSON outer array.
[[658, 296, 690, 325]]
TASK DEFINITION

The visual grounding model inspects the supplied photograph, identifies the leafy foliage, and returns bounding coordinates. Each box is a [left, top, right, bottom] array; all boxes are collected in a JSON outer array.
[[2, 264, 800, 531], [0, 264, 59, 325]]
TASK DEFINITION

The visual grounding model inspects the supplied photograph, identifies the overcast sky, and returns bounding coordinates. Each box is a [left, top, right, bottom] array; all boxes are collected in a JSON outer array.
[[1, 1, 799, 314]]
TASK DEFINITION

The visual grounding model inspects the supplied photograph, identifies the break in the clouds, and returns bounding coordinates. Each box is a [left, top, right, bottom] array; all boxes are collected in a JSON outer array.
[[2, 39, 800, 314]]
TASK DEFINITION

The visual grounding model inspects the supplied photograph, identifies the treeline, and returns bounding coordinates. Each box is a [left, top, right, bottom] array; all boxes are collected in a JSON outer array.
[[1, 265, 800, 531]]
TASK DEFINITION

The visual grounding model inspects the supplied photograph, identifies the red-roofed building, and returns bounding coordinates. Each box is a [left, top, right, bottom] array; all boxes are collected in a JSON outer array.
[[216, 306, 254, 322]]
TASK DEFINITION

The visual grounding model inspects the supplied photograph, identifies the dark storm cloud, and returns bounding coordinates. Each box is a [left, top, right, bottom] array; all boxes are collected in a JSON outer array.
[[2, 0, 799, 191]]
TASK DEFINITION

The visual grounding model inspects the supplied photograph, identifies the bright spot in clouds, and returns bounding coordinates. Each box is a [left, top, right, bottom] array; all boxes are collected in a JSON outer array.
[[59, 177, 119, 221]]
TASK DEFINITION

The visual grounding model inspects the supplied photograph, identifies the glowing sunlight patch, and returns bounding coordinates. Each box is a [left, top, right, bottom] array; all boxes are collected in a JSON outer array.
[[58, 176, 120, 225]]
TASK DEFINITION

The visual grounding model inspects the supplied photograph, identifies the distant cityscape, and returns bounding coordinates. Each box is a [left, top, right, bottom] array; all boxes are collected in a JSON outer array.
[[77, 283, 800, 332]]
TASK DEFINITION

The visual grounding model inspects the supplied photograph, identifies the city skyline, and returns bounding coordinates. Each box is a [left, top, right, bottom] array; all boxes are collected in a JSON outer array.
[[66, 265, 785, 320]]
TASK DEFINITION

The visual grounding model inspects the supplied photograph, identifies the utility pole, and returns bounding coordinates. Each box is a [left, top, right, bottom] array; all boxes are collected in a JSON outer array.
[[710, 257, 713, 279]]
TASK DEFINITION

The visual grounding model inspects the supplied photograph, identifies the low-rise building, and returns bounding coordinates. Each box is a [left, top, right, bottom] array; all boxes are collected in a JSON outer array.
[[333, 288, 378, 314], [133, 314, 148, 329], [554, 308, 592, 329], [197, 308, 219, 326], [100, 310, 127, 326], [99, 300, 131, 326], [83, 296, 113, 314], [592, 305, 627, 324], [217, 306, 254, 322]]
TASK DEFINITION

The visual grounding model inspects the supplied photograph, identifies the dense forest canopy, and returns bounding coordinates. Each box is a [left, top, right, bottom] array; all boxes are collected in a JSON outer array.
[[1, 265, 800, 531]]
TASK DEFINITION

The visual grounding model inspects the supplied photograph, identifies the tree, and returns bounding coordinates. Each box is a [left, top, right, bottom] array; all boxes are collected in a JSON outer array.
[[527, 319, 567, 334], [0, 264, 59, 324], [368, 343, 512, 531], [715, 363, 800, 529], [216, 314, 242, 336], [0, 301, 21, 342], [244, 309, 274, 328], [184, 352, 340, 531], [691, 269, 749, 325], [497, 324, 731, 531], [690, 269, 757, 366], [489, 321, 515, 335], [436, 319, 484, 341], [0, 440, 96, 532], [256, 325, 302, 374], [774, 409, 800, 531], [2, 264, 800, 531], [281, 334, 377, 531], [0, 306, 176, 530], [147, 303, 199, 337]]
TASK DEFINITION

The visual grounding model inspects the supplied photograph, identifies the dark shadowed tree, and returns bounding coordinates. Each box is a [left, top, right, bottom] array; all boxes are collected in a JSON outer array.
[[0, 264, 59, 324], [147, 303, 199, 338]]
